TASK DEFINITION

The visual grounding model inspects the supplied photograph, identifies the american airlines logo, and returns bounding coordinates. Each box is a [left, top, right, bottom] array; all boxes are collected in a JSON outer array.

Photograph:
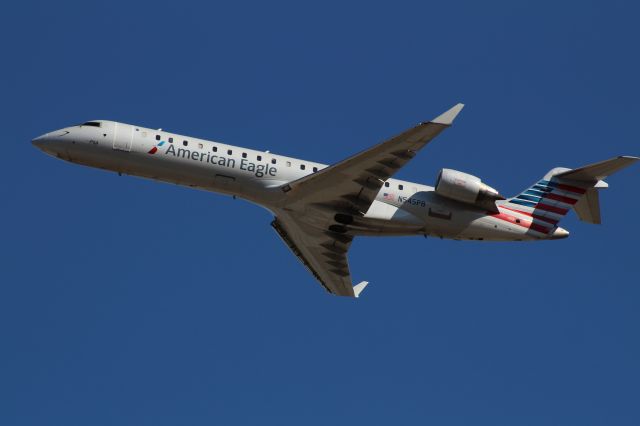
[[148, 140, 165, 154], [151, 143, 278, 178]]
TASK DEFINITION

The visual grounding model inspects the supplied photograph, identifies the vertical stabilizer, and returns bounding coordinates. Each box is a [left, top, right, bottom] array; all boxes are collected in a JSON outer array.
[[573, 188, 601, 224]]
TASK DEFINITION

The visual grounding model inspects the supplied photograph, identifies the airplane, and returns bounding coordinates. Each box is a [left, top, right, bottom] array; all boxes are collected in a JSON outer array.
[[32, 104, 638, 298]]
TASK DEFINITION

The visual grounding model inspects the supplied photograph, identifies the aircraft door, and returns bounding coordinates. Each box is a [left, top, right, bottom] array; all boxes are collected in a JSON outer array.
[[113, 122, 133, 152]]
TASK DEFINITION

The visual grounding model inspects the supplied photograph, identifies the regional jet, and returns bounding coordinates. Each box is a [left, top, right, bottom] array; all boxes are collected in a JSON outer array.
[[32, 105, 638, 297]]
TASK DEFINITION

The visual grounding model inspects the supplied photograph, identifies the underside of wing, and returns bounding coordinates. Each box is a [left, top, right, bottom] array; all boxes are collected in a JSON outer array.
[[278, 103, 464, 215], [271, 214, 367, 297]]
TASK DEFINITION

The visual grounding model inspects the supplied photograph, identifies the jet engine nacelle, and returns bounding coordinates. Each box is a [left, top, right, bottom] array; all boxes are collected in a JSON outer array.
[[435, 168, 504, 208]]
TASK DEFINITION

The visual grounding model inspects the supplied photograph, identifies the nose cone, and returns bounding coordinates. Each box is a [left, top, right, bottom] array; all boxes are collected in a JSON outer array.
[[551, 227, 570, 239], [32, 133, 48, 148], [32, 129, 71, 156]]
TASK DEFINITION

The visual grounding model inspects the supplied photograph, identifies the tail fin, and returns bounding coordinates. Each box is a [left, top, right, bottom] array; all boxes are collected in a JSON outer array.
[[554, 156, 638, 224], [503, 156, 638, 232]]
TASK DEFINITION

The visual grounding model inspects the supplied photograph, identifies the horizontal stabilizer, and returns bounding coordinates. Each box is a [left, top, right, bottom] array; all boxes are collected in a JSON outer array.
[[353, 281, 369, 298], [556, 156, 639, 182]]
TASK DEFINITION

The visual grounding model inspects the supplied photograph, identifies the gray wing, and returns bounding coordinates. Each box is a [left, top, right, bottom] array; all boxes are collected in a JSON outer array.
[[273, 104, 464, 297], [272, 214, 367, 297], [279, 104, 464, 215]]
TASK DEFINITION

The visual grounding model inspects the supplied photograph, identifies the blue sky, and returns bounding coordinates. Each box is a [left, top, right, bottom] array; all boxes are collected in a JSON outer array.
[[2, 1, 639, 424]]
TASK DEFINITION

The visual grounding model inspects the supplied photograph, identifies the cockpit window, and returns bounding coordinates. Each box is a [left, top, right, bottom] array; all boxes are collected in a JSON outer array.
[[81, 121, 102, 128]]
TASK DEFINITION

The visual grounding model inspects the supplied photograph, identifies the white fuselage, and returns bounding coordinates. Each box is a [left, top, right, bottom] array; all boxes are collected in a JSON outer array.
[[32, 120, 564, 242]]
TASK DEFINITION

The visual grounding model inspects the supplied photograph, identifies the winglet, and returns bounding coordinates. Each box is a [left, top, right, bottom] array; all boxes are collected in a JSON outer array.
[[353, 281, 369, 298], [431, 103, 465, 125]]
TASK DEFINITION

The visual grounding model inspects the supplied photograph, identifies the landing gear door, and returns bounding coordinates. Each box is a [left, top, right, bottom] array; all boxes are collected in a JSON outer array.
[[113, 122, 133, 152]]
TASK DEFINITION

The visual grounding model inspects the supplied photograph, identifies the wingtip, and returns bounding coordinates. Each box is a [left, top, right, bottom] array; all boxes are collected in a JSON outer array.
[[431, 103, 465, 125], [353, 281, 369, 298]]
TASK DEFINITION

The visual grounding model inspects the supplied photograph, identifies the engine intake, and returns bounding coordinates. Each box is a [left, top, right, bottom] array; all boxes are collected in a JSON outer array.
[[435, 169, 504, 208]]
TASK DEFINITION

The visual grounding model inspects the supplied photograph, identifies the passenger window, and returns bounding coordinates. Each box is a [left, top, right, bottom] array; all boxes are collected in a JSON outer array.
[[313, 167, 318, 172], [183, 140, 188, 146], [242, 152, 247, 158], [155, 135, 161, 141], [271, 158, 276, 164], [257, 155, 262, 161], [168, 137, 173, 143], [227, 149, 232, 155], [198, 143, 203, 149], [286, 161, 291, 167], [398, 184, 403, 190], [212, 146, 217, 152], [300, 164, 306, 170], [385, 182, 389, 187]]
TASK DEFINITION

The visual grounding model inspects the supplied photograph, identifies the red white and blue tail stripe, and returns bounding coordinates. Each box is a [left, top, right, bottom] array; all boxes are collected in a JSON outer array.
[[496, 178, 588, 236], [490, 156, 638, 235]]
